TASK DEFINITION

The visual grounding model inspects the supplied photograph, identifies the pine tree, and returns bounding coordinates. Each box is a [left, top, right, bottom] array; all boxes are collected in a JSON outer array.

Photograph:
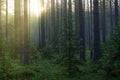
[[60, 0, 81, 76]]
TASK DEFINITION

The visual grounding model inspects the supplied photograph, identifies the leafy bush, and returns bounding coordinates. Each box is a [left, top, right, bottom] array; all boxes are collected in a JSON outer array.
[[99, 24, 120, 80]]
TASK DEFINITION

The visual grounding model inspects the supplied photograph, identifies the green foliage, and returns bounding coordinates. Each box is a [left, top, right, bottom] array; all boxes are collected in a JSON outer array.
[[0, 53, 34, 80], [58, 10, 81, 77], [0, 24, 120, 80], [40, 43, 55, 59], [30, 60, 57, 80], [29, 43, 41, 64], [0, 52, 57, 80], [99, 24, 120, 80]]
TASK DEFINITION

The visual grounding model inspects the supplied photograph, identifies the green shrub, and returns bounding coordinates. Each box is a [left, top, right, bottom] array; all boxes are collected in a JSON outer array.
[[99, 24, 120, 80]]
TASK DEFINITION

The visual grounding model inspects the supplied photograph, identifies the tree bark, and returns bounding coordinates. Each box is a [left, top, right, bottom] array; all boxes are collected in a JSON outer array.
[[93, 0, 101, 61], [0, 0, 2, 57], [79, 0, 86, 61], [40, 0, 45, 48], [115, 0, 119, 25], [24, 0, 29, 64], [102, 0, 106, 42]]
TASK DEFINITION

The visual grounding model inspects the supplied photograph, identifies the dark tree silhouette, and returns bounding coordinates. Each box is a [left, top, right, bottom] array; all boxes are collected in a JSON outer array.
[[93, 0, 101, 61]]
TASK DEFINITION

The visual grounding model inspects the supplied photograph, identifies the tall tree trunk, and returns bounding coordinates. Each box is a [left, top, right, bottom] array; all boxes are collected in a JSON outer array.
[[55, 0, 60, 52], [90, 0, 94, 60], [87, 0, 90, 48], [39, 0, 41, 47], [68, 0, 72, 75], [110, 0, 113, 33], [19, 0, 23, 62], [79, 0, 86, 61], [115, 0, 119, 25], [6, 0, 8, 43], [17, 0, 21, 60], [16, 0, 21, 61], [93, 0, 101, 61], [119, 0, 120, 18], [24, 0, 29, 64], [0, 1, 2, 57], [51, 0, 56, 47], [40, 0, 45, 48], [14, 0, 20, 58], [62, 0, 67, 53], [75, 0, 79, 36], [102, 0, 106, 42]]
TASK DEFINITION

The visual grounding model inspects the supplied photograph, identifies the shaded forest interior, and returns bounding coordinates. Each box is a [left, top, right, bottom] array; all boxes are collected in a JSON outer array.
[[0, 0, 120, 80]]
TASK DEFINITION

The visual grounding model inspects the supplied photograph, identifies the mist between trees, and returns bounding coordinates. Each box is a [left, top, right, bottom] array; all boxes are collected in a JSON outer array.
[[0, 0, 120, 80]]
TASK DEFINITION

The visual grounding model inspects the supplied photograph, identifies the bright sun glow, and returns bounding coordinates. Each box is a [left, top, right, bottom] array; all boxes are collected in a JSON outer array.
[[2, 0, 14, 15], [30, 0, 48, 16], [8, 0, 14, 14], [6, 0, 67, 16], [6, 0, 48, 15], [30, 0, 39, 16]]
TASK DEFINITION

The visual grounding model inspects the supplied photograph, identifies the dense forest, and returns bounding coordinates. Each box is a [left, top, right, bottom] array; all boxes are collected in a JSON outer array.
[[0, 0, 120, 80]]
